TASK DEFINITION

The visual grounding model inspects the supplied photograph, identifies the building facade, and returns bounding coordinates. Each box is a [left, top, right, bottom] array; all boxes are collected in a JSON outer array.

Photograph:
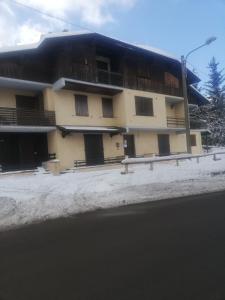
[[0, 32, 207, 171]]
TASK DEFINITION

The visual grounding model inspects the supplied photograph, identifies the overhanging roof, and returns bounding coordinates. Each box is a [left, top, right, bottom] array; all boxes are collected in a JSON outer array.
[[126, 126, 186, 134], [0, 77, 51, 91], [58, 125, 125, 136], [53, 78, 123, 96], [165, 96, 184, 104], [0, 125, 56, 133], [189, 85, 209, 105], [0, 31, 199, 83]]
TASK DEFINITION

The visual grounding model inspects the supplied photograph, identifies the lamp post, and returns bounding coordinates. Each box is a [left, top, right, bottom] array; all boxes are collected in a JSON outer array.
[[181, 36, 217, 153]]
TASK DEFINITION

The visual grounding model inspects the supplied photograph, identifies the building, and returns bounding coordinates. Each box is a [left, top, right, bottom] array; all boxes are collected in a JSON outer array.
[[0, 32, 208, 171]]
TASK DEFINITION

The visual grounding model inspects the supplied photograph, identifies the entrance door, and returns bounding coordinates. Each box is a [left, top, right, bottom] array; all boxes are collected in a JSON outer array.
[[158, 134, 170, 156], [84, 134, 104, 166], [124, 135, 136, 158], [0, 134, 20, 171]]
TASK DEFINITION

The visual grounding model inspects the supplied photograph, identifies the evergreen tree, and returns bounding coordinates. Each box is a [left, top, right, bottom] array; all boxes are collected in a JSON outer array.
[[205, 57, 225, 109], [195, 57, 225, 147]]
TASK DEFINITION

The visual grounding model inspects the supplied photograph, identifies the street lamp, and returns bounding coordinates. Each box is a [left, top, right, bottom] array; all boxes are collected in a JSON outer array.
[[181, 36, 217, 153]]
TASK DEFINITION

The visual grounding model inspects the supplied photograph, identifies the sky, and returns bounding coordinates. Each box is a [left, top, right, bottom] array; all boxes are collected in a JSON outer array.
[[0, 0, 224, 85]]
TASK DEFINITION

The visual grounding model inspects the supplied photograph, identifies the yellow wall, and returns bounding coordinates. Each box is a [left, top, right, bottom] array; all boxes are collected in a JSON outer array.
[[166, 102, 185, 119], [43, 88, 185, 129], [47, 130, 124, 170], [170, 133, 187, 153], [134, 132, 158, 156], [123, 89, 167, 128], [103, 134, 124, 158], [0, 89, 36, 108], [191, 131, 203, 155]]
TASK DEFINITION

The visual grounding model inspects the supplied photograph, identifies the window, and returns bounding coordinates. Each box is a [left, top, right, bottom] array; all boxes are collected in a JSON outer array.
[[135, 96, 153, 116], [96, 56, 111, 71], [102, 98, 113, 118], [191, 135, 197, 147], [75, 94, 88, 116], [165, 72, 179, 89]]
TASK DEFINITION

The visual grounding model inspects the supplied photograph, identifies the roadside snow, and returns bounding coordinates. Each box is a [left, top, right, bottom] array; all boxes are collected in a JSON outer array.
[[0, 153, 225, 230]]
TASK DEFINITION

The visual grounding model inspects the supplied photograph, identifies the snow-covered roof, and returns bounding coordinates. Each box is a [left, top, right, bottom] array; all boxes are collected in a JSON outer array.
[[0, 31, 179, 62], [0, 30, 91, 54]]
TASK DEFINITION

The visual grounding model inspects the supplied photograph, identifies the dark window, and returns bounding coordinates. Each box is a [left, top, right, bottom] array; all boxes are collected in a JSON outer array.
[[102, 98, 113, 118], [135, 96, 153, 116], [191, 135, 197, 147], [75, 95, 88, 116]]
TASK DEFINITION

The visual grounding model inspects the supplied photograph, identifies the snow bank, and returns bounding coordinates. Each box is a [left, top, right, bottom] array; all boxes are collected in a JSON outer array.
[[0, 153, 225, 230]]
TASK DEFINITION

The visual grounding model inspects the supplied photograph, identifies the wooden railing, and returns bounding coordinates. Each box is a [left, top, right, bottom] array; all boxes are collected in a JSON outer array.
[[0, 107, 56, 126], [58, 64, 183, 97], [127, 76, 183, 97], [167, 117, 185, 128], [62, 66, 124, 87]]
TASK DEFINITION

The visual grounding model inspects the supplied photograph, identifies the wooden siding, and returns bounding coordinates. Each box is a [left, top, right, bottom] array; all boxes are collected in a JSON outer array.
[[0, 36, 183, 97]]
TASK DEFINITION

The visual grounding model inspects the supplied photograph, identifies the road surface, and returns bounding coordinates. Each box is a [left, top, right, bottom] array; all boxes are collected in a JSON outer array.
[[1, 191, 225, 300]]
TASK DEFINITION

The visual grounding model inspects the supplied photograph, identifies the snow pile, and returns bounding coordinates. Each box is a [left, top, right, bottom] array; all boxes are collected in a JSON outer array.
[[0, 153, 225, 230]]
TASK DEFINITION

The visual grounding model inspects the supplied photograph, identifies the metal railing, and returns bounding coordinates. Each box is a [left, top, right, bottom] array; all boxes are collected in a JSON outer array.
[[0, 107, 56, 126], [121, 152, 225, 174], [167, 117, 185, 128]]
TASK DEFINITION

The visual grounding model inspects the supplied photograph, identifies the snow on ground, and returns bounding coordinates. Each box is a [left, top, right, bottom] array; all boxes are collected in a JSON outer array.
[[0, 152, 225, 230]]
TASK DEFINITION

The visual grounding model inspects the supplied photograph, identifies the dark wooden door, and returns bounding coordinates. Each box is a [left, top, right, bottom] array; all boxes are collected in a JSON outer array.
[[84, 134, 104, 166], [124, 135, 136, 157], [0, 133, 48, 171], [0, 134, 20, 171], [158, 134, 170, 156]]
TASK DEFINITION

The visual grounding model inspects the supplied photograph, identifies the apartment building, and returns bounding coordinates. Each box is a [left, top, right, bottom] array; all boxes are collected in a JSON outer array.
[[0, 32, 208, 171]]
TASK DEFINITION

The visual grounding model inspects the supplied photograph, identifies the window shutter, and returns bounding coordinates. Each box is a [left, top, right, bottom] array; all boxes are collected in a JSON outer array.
[[75, 95, 88, 116], [165, 72, 179, 89], [191, 135, 197, 147], [135, 96, 153, 116], [102, 98, 113, 118]]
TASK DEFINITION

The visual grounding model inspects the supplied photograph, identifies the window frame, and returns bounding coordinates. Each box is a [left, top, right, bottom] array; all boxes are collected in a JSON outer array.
[[135, 96, 154, 117], [102, 97, 114, 118], [75, 94, 89, 117]]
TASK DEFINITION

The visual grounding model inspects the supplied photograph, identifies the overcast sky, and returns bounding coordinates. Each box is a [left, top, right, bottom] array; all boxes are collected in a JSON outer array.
[[0, 0, 224, 83]]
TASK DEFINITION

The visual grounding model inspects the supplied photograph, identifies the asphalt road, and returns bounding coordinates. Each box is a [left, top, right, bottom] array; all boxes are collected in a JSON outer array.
[[1, 191, 225, 300]]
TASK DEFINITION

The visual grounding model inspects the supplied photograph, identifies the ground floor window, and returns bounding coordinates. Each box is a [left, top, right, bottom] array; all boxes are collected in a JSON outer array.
[[191, 135, 197, 147]]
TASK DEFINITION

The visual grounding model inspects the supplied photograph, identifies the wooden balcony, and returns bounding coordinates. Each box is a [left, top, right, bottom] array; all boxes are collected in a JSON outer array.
[[58, 65, 182, 97], [167, 117, 185, 128], [127, 77, 183, 97], [0, 107, 56, 127]]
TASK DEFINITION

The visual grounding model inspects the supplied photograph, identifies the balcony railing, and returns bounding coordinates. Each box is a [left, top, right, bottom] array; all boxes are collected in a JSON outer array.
[[167, 117, 185, 128], [0, 107, 56, 126], [64, 66, 124, 87], [59, 65, 182, 97], [96, 69, 124, 87], [127, 77, 183, 97]]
